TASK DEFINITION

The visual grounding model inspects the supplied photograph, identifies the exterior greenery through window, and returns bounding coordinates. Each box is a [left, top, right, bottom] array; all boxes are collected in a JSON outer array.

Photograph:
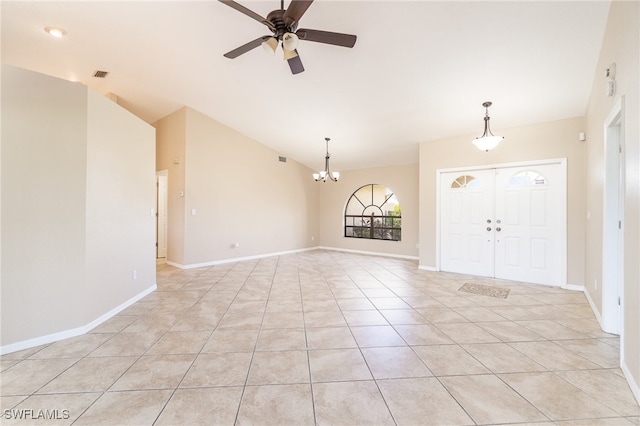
[[344, 184, 401, 241]]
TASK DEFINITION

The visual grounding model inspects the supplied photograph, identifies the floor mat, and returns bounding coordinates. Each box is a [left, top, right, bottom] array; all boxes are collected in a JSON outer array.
[[459, 283, 510, 299]]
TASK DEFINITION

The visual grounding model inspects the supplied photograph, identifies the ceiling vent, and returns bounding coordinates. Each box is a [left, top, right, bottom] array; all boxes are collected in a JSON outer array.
[[278, 156, 287, 163], [93, 70, 109, 78]]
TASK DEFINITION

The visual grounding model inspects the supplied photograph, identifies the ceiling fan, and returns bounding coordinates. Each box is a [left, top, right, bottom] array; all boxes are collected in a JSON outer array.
[[219, 0, 357, 74]]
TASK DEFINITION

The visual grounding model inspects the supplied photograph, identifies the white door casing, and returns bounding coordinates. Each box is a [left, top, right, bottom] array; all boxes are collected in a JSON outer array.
[[437, 159, 567, 287], [156, 171, 168, 258], [602, 96, 624, 336]]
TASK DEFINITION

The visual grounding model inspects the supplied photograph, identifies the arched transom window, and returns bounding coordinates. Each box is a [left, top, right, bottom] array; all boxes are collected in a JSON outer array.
[[450, 175, 480, 189], [344, 184, 401, 241], [507, 170, 548, 186]]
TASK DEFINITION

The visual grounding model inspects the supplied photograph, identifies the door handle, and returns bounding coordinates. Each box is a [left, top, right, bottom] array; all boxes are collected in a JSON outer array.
[[487, 227, 492, 231], [496, 227, 501, 232]]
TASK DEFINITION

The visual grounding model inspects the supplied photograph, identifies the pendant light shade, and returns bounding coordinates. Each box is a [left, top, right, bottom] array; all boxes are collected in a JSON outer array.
[[472, 101, 504, 152], [261, 37, 278, 55], [282, 32, 299, 52], [283, 48, 298, 61]]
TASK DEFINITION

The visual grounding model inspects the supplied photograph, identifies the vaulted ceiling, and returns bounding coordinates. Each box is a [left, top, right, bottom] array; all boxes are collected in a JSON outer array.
[[2, 1, 611, 170]]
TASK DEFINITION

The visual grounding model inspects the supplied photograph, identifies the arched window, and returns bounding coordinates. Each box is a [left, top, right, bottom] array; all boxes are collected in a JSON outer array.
[[450, 175, 480, 189], [344, 184, 401, 241], [507, 170, 547, 186]]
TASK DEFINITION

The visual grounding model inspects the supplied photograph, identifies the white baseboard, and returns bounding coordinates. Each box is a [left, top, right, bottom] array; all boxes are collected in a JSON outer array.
[[0, 284, 157, 355], [317, 246, 419, 261], [621, 360, 640, 406], [167, 247, 320, 269], [167, 246, 419, 270], [582, 286, 605, 327], [565, 283, 585, 292], [418, 264, 437, 271]]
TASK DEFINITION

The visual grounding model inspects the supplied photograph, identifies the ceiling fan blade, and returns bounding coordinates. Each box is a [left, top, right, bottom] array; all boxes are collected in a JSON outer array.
[[218, 0, 274, 30], [283, 0, 314, 27], [224, 36, 270, 59], [296, 28, 357, 48], [287, 50, 305, 74]]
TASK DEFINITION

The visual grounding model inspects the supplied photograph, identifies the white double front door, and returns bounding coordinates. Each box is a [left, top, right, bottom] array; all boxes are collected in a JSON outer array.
[[439, 161, 565, 287]]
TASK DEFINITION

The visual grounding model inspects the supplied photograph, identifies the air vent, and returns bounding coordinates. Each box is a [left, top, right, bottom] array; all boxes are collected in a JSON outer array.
[[278, 156, 287, 163], [93, 70, 109, 78]]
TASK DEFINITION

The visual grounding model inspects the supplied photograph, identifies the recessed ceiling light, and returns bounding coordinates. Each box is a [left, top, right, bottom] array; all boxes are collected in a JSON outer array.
[[44, 26, 67, 37]]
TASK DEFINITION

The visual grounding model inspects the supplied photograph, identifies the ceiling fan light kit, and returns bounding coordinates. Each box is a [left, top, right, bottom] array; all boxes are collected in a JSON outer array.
[[219, 0, 357, 74], [472, 101, 504, 152]]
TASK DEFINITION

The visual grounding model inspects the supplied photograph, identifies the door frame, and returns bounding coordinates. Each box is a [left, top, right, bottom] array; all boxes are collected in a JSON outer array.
[[156, 170, 168, 259], [436, 158, 567, 287], [601, 96, 624, 336]]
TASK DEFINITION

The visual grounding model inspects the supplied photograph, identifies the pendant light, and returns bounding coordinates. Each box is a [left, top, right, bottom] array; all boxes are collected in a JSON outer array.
[[313, 138, 340, 182], [472, 101, 504, 152]]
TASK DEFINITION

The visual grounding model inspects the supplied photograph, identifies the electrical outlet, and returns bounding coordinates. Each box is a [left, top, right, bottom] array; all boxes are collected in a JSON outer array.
[[132, 270, 137, 280]]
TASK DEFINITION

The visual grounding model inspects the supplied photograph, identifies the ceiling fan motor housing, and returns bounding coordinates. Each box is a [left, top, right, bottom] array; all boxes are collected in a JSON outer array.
[[266, 9, 298, 39]]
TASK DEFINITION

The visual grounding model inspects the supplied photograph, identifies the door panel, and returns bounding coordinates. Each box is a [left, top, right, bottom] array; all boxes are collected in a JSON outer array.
[[494, 164, 562, 285], [440, 170, 494, 277]]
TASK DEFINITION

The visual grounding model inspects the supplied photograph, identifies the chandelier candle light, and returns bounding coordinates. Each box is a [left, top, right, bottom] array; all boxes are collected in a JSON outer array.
[[472, 101, 504, 152], [313, 137, 340, 182]]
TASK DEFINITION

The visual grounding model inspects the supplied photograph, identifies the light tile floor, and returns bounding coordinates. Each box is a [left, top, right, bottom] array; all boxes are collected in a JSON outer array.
[[2, 250, 639, 425]]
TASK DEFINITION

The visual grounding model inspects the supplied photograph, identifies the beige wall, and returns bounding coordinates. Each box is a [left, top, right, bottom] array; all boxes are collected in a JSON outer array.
[[85, 90, 157, 322], [318, 164, 419, 258], [1, 65, 88, 344], [1, 65, 156, 349], [419, 116, 586, 286], [584, 0, 639, 402], [154, 107, 320, 267]]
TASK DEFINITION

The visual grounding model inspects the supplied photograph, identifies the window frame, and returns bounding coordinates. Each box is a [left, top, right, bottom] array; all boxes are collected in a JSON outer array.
[[343, 184, 401, 242]]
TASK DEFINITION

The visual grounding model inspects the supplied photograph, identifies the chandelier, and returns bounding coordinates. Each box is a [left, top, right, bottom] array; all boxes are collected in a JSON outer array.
[[472, 101, 504, 152], [313, 137, 340, 182]]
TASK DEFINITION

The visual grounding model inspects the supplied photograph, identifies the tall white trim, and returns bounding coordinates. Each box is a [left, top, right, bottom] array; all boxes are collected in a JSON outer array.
[[601, 96, 624, 336]]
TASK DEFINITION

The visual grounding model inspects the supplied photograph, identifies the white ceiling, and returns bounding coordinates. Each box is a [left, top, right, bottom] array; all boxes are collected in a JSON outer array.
[[2, 1, 611, 171]]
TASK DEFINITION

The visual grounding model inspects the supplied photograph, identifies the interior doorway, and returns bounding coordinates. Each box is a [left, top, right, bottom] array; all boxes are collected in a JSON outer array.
[[601, 97, 624, 335], [156, 170, 168, 259], [438, 159, 567, 287]]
